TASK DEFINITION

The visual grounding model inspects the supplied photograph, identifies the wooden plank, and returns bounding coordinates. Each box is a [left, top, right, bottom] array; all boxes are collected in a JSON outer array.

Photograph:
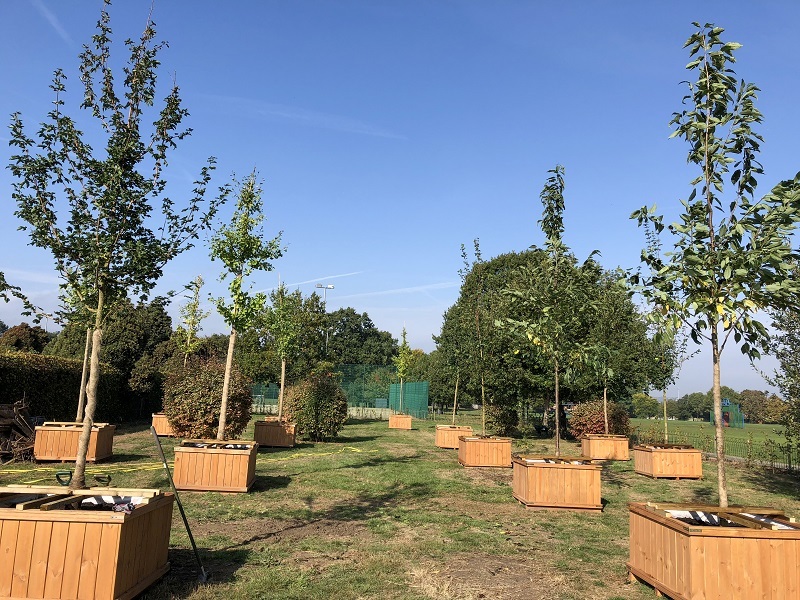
[[77, 522, 102, 600], [11, 520, 35, 598], [0, 519, 19, 597], [95, 522, 120, 598], [26, 520, 53, 598], [43, 520, 69, 598], [39, 496, 83, 511], [60, 522, 87, 599], [15, 495, 67, 511]]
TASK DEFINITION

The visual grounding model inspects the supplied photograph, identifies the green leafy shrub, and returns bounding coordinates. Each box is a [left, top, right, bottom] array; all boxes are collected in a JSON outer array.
[[567, 400, 630, 439], [485, 403, 518, 436], [283, 372, 348, 441], [0, 351, 124, 421], [162, 361, 252, 439]]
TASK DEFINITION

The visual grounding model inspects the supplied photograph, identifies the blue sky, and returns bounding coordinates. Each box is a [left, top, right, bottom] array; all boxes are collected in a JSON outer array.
[[1, 1, 798, 397]]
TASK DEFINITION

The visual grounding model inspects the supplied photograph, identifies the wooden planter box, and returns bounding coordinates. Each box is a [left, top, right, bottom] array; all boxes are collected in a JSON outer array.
[[33, 422, 115, 462], [457, 436, 512, 468], [0, 485, 173, 600], [628, 501, 800, 600], [435, 425, 474, 449], [388, 414, 412, 430], [633, 443, 702, 479], [581, 434, 629, 460], [172, 440, 258, 492], [512, 455, 602, 512], [151, 413, 174, 437], [254, 420, 296, 447]]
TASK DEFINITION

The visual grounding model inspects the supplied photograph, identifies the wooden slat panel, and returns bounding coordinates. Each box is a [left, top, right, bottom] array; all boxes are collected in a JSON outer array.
[[11, 520, 35, 598], [60, 522, 87, 599], [95, 522, 120, 599], [0, 519, 19, 597], [26, 520, 53, 598], [77, 522, 103, 600], [43, 521, 69, 598]]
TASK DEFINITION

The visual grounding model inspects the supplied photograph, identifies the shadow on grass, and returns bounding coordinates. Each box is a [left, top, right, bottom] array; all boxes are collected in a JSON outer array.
[[105, 452, 153, 464], [736, 466, 800, 500], [599, 461, 633, 490], [141, 547, 251, 599], [250, 475, 291, 492]]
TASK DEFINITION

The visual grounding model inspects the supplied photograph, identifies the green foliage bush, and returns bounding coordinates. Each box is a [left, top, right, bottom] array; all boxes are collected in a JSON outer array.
[[0, 351, 125, 421], [162, 361, 252, 439], [485, 402, 518, 436], [567, 399, 630, 439], [283, 372, 348, 441]]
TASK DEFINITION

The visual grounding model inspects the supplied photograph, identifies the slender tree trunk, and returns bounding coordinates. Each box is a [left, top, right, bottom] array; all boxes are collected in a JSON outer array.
[[183, 352, 188, 369], [76, 327, 91, 422], [278, 356, 286, 420], [603, 384, 609, 435], [663, 388, 668, 444], [480, 375, 486, 436], [451, 371, 459, 426], [72, 292, 104, 490], [554, 359, 561, 457], [217, 328, 237, 441], [399, 377, 404, 413], [711, 326, 728, 507]]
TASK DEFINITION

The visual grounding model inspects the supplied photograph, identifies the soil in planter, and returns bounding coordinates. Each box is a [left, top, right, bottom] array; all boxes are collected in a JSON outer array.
[[183, 442, 253, 450]]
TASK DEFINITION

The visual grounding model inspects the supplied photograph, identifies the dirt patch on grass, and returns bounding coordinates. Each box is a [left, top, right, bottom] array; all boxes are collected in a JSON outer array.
[[193, 516, 372, 550], [460, 466, 514, 487]]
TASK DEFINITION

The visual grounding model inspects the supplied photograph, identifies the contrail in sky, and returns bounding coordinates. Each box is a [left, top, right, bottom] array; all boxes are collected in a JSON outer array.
[[31, 0, 74, 47], [336, 281, 459, 301], [256, 271, 363, 293]]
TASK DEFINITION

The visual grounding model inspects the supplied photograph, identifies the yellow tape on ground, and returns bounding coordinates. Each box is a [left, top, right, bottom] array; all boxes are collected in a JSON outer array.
[[0, 445, 378, 484]]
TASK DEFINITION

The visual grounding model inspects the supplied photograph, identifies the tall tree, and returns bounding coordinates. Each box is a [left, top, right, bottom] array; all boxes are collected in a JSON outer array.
[[631, 23, 800, 506], [211, 171, 283, 440], [9, 2, 223, 488], [500, 166, 599, 455]]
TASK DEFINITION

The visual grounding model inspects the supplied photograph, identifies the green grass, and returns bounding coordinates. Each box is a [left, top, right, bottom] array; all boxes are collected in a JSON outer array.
[[2, 418, 798, 599], [630, 417, 786, 443]]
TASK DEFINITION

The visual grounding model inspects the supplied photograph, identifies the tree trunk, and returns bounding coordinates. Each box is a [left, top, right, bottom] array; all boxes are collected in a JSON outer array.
[[711, 326, 728, 507], [480, 375, 486, 436], [72, 292, 104, 490], [216, 328, 237, 441], [451, 371, 459, 426], [663, 388, 668, 444], [76, 327, 91, 422], [602, 384, 609, 435], [278, 356, 286, 420], [399, 377, 404, 413], [554, 359, 561, 457]]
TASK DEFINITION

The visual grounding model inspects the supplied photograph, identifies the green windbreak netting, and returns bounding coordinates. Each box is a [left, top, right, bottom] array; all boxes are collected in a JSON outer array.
[[388, 382, 429, 419], [337, 364, 396, 408], [251, 382, 279, 413]]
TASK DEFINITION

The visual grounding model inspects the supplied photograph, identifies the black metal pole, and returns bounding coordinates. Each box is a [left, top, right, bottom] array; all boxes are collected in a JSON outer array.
[[150, 426, 209, 582]]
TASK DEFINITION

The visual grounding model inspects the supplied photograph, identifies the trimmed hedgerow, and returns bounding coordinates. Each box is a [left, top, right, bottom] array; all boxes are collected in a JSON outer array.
[[162, 360, 252, 439], [567, 399, 631, 439], [0, 351, 125, 421], [283, 372, 348, 441]]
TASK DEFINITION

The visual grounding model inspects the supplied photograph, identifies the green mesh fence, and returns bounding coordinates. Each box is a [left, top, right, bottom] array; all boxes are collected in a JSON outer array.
[[337, 364, 396, 408], [389, 382, 429, 419], [251, 382, 279, 414]]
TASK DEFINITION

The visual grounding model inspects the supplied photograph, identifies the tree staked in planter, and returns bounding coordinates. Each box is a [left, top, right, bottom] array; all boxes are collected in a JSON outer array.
[[435, 425, 473, 449], [633, 443, 702, 479], [512, 455, 602, 512], [0, 486, 173, 600], [458, 435, 512, 468], [628, 502, 800, 600], [172, 440, 258, 493], [33, 422, 115, 462]]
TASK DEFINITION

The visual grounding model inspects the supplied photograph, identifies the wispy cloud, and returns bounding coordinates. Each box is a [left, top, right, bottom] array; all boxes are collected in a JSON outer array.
[[200, 94, 407, 140], [3, 269, 60, 286], [337, 281, 459, 301], [31, 0, 74, 48]]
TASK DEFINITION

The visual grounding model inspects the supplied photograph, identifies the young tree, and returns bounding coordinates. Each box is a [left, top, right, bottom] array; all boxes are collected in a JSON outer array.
[[264, 284, 304, 419], [500, 166, 599, 456], [393, 327, 412, 414], [631, 23, 800, 506], [9, 2, 224, 488], [175, 276, 209, 368], [211, 171, 283, 440]]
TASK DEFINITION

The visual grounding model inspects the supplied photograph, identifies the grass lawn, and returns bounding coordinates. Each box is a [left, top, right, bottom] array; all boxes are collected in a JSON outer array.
[[2, 417, 798, 599], [629, 417, 786, 444]]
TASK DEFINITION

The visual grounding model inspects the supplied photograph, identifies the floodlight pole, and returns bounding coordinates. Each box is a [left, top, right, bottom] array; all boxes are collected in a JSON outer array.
[[315, 283, 335, 354]]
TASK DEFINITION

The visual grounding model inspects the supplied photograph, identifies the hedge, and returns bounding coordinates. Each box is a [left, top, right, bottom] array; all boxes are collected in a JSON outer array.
[[0, 351, 126, 422]]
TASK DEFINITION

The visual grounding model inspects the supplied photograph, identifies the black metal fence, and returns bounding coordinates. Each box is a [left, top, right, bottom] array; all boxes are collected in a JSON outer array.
[[632, 429, 800, 474]]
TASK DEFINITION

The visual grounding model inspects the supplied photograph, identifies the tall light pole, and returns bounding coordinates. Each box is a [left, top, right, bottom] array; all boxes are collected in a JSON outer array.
[[316, 284, 334, 354]]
